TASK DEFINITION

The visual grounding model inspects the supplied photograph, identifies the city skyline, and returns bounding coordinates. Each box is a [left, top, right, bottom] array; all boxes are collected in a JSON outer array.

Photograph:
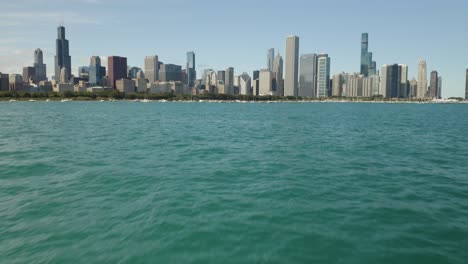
[[1, 0, 468, 97]]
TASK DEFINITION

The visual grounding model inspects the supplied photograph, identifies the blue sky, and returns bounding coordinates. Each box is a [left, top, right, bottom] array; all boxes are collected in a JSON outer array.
[[1, 0, 467, 97]]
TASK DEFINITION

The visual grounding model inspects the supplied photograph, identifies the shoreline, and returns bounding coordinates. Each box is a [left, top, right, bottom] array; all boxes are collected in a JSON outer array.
[[1, 98, 467, 104]]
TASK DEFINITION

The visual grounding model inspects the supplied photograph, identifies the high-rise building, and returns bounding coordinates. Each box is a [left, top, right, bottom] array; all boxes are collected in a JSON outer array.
[[55, 26, 71, 82], [108, 56, 127, 89], [273, 53, 284, 96], [186, 51, 196, 87], [145, 56, 159, 83], [466, 69, 468, 100], [217, 71, 226, 83], [225, 67, 234, 94], [360, 33, 376, 77], [9, 74, 23, 92], [0, 73, 9, 91], [128, 67, 142, 79], [89, 56, 106, 86], [332, 73, 344, 97], [239, 73, 251, 95], [298, 53, 317, 97], [284, 35, 299, 96], [34, 49, 47, 82], [159, 64, 182, 82], [22, 67, 35, 83], [316, 54, 331, 98], [267, 48, 275, 72], [381, 64, 407, 98], [417, 60, 427, 99], [429, 71, 438, 99], [409, 78, 418, 98], [259, 70, 275, 95], [253, 70, 260, 81], [437, 77, 442, 99]]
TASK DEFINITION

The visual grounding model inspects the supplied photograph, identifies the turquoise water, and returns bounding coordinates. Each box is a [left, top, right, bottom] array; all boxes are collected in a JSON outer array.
[[1, 102, 468, 263]]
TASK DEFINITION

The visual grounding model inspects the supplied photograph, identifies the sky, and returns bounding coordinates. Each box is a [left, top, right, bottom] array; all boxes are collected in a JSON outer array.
[[1, 0, 468, 97]]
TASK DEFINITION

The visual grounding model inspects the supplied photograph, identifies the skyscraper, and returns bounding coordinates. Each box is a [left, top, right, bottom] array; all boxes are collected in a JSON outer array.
[[34, 49, 47, 82], [217, 71, 226, 83], [54, 26, 71, 82], [437, 77, 442, 99], [417, 60, 428, 99], [89, 56, 105, 86], [316, 54, 331, 98], [332, 73, 344, 97], [225, 67, 234, 94], [466, 69, 468, 100], [399, 64, 408, 98], [259, 69, 275, 95], [429, 71, 438, 99], [409, 78, 418, 98], [108, 56, 127, 89], [381, 64, 407, 98], [239, 73, 251, 95], [0, 73, 9, 91], [145, 56, 159, 83], [298, 53, 317, 97], [267, 48, 275, 72], [159, 64, 182, 82], [186, 51, 196, 87], [360, 33, 376, 77], [273, 53, 284, 96], [285, 35, 299, 97]]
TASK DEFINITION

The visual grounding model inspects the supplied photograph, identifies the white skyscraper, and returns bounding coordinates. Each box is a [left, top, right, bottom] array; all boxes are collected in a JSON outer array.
[[417, 59, 427, 99], [145, 55, 159, 83], [316, 54, 331, 98], [284, 35, 299, 97]]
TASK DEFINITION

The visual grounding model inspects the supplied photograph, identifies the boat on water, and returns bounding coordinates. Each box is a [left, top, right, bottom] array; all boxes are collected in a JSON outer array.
[[61, 99, 73, 102], [28, 99, 36, 102], [100, 99, 105, 102], [9, 99, 17, 102], [46, 99, 50, 102], [141, 99, 150, 103]]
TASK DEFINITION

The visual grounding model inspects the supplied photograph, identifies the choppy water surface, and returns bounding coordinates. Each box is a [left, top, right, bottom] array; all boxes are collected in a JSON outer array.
[[1, 102, 467, 263]]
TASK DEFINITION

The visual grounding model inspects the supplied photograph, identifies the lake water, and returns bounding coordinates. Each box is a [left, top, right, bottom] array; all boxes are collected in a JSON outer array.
[[1, 102, 467, 263]]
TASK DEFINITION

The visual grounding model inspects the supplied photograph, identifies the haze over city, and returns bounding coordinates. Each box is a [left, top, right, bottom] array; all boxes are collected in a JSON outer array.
[[1, 0, 468, 97]]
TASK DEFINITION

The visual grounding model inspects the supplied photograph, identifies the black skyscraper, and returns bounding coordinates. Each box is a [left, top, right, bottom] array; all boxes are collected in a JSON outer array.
[[55, 26, 71, 82]]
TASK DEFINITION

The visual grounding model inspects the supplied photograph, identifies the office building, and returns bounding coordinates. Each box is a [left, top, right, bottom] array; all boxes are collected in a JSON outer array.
[[89, 56, 106, 86], [360, 33, 376, 77], [437, 77, 442, 99], [9, 74, 23, 92], [285, 35, 299, 96], [417, 60, 427, 98], [186, 52, 196, 87], [225, 67, 234, 94], [399, 64, 408, 98], [116, 78, 135, 94], [54, 26, 71, 82], [217, 70, 226, 83], [267, 48, 275, 72], [108, 56, 127, 89], [429, 71, 438, 99], [259, 70, 275, 95], [22, 67, 35, 83], [128, 67, 142, 79], [332, 73, 344, 97], [145, 55, 159, 83], [409, 78, 418, 98], [381, 64, 407, 98], [133, 70, 147, 93], [316, 54, 331, 98], [34, 49, 47, 82], [363, 75, 380, 97], [0, 73, 9, 91], [253, 70, 260, 81], [239, 73, 251, 95], [299, 53, 317, 97], [159, 64, 182, 82], [274, 53, 284, 96]]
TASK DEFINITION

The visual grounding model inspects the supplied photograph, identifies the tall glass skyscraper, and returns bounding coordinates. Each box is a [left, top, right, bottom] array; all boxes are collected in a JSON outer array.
[[267, 48, 275, 72], [360, 33, 376, 77], [89, 56, 105, 86], [298, 53, 317, 97], [186, 51, 196, 87], [316, 54, 331, 98], [34, 49, 47, 82], [54, 26, 71, 82]]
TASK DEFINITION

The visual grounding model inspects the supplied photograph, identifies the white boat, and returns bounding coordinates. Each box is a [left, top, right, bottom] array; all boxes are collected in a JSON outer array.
[[141, 99, 150, 103], [28, 99, 36, 102], [100, 99, 105, 102], [46, 99, 50, 102], [61, 99, 73, 102], [9, 99, 17, 102]]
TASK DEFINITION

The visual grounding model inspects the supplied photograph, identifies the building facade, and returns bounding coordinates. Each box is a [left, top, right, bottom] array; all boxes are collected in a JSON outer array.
[[54, 26, 71, 82], [186, 51, 196, 87], [284, 35, 299, 97], [429, 71, 438, 99], [22, 67, 35, 83], [34, 49, 47, 82], [89, 56, 106, 86], [259, 70, 274, 95], [225, 67, 234, 94], [239, 73, 251, 95], [159, 64, 182, 82], [145, 55, 159, 83], [316, 54, 331, 98], [108, 56, 128, 89], [273, 53, 284, 96], [267, 48, 275, 72], [298, 53, 317, 97], [0, 73, 9, 91], [116, 78, 135, 94], [332, 73, 344, 97], [360, 33, 376, 77], [417, 60, 427, 99]]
